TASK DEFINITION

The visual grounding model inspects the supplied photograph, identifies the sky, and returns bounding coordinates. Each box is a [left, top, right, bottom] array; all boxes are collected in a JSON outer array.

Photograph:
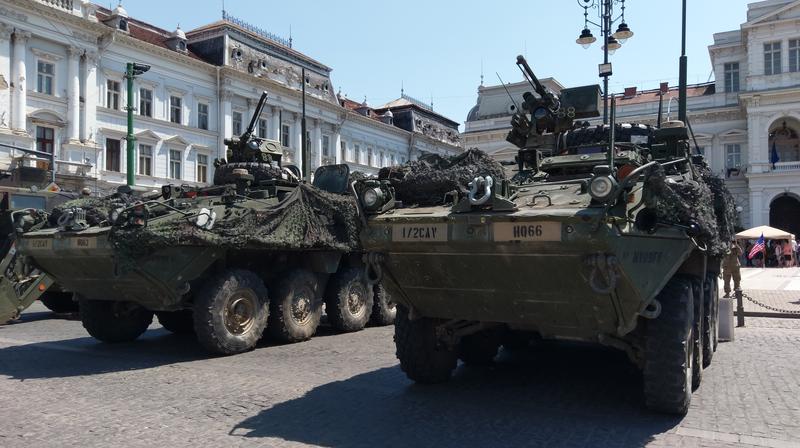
[[119, 0, 755, 129]]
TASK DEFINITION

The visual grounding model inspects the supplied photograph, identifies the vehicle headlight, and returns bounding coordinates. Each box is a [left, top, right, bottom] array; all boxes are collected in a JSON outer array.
[[589, 175, 618, 202], [362, 187, 384, 209]]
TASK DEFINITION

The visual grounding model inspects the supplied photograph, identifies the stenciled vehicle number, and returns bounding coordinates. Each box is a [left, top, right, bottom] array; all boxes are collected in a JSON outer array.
[[493, 221, 561, 242], [25, 238, 52, 250], [392, 223, 447, 242], [70, 237, 97, 249]]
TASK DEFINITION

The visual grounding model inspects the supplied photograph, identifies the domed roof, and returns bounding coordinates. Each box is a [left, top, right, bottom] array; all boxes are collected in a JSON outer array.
[[112, 3, 128, 18], [171, 25, 186, 40], [466, 104, 480, 122]]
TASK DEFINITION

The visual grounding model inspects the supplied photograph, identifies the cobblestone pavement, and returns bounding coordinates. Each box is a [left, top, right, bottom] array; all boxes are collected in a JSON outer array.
[[0, 302, 799, 448]]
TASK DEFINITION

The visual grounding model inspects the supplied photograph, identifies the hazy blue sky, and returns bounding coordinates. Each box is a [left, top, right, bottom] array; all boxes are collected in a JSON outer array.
[[121, 0, 754, 128]]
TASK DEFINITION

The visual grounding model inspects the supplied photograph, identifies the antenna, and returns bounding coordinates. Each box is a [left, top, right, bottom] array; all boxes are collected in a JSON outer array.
[[222, 0, 225, 15], [289, 25, 293, 48], [480, 59, 484, 86], [496, 72, 520, 113], [401, 80, 404, 97]]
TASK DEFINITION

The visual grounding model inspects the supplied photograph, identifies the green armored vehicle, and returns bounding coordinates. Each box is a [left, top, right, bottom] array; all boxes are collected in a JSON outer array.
[[353, 57, 736, 414], [10, 92, 394, 355]]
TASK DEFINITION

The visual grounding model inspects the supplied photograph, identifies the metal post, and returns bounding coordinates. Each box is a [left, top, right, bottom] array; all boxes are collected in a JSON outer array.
[[735, 289, 745, 327], [602, 0, 610, 124], [678, 0, 688, 123], [301, 67, 307, 180], [125, 63, 136, 186]]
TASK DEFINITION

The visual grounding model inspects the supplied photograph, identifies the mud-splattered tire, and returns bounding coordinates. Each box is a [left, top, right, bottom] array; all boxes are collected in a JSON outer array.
[[78, 298, 153, 343], [40, 291, 79, 313], [395, 306, 457, 383], [325, 267, 373, 333], [369, 282, 396, 326], [193, 269, 269, 355], [156, 310, 195, 334], [459, 330, 501, 365], [213, 162, 283, 186], [268, 269, 322, 343], [703, 273, 719, 366], [643, 276, 695, 415]]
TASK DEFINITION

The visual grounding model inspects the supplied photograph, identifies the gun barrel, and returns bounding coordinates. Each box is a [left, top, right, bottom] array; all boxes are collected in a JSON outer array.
[[244, 91, 269, 137], [516, 55, 558, 111]]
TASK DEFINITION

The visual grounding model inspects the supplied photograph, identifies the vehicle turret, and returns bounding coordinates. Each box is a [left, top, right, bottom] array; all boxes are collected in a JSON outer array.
[[219, 91, 283, 168]]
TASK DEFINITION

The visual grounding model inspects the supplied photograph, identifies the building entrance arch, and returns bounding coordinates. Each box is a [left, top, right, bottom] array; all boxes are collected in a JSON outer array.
[[769, 194, 800, 238]]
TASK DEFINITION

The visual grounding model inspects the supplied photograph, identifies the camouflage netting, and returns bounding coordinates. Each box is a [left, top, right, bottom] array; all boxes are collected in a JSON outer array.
[[110, 184, 362, 258], [378, 149, 506, 206], [47, 195, 132, 227], [644, 164, 737, 257]]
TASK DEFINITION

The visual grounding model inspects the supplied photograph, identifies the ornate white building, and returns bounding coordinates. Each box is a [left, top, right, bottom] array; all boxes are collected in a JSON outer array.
[[465, 0, 800, 236], [0, 0, 461, 194]]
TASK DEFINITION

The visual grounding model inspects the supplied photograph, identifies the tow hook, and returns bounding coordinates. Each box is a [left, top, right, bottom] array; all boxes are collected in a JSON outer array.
[[468, 176, 494, 206], [586, 253, 620, 295]]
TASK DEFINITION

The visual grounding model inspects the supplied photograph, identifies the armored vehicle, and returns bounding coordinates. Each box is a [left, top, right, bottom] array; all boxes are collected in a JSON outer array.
[[353, 57, 736, 414], [9, 92, 395, 355]]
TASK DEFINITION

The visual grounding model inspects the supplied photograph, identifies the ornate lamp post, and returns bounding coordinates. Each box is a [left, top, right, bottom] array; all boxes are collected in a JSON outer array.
[[575, 0, 634, 124]]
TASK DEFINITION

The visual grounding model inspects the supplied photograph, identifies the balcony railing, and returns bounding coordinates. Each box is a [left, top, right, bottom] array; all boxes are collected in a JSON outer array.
[[36, 0, 74, 11], [772, 161, 800, 172]]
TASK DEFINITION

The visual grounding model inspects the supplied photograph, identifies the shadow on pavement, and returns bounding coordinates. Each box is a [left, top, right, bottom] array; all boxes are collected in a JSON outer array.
[[231, 342, 681, 448]]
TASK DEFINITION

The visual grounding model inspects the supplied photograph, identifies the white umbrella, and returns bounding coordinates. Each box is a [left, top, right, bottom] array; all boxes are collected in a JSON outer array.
[[736, 225, 793, 240]]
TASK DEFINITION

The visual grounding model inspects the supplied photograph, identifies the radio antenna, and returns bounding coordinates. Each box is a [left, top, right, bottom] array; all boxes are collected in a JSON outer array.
[[496, 72, 520, 113]]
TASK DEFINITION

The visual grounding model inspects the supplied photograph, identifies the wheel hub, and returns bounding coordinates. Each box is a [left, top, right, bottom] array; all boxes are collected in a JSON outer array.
[[292, 290, 313, 325], [346, 285, 366, 316], [223, 292, 256, 335]]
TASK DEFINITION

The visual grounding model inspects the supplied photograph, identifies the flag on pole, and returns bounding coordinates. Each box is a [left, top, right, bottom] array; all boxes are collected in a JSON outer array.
[[748, 234, 766, 259], [771, 141, 780, 168]]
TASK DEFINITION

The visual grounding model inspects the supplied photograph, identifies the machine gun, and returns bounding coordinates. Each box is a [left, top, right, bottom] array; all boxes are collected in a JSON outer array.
[[220, 91, 283, 167]]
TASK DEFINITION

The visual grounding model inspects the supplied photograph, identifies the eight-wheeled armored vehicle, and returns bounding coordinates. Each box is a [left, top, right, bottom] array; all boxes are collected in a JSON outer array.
[[10, 92, 395, 355], [353, 57, 736, 414]]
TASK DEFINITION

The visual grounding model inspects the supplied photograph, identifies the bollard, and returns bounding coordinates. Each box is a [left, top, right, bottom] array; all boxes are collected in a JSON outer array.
[[718, 295, 735, 342], [735, 288, 745, 327]]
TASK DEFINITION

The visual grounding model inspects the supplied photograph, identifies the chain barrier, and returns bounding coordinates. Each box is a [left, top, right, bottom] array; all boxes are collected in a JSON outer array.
[[741, 292, 800, 315]]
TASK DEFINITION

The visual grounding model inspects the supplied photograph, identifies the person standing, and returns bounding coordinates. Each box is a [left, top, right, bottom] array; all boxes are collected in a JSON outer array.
[[775, 240, 784, 268], [723, 239, 743, 297], [784, 239, 795, 267]]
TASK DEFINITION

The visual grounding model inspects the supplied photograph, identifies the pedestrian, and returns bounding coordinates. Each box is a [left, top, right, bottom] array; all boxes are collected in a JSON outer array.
[[775, 240, 783, 268], [785, 239, 795, 267], [722, 239, 743, 297], [793, 238, 799, 267]]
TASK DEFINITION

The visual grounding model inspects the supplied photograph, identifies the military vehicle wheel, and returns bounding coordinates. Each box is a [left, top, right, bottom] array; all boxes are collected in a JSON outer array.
[[702, 273, 718, 367], [643, 277, 694, 415], [459, 330, 501, 365], [268, 269, 322, 342], [325, 267, 373, 332], [688, 277, 704, 389], [40, 291, 79, 313], [156, 310, 195, 334], [213, 162, 283, 186], [395, 306, 457, 383], [193, 269, 269, 355], [369, 282, 396, 326], [79, 298, 153, 343]]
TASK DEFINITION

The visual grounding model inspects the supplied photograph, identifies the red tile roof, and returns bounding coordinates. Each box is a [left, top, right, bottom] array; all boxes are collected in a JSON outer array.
[[95, 7, 204, 61], [614, 82, 715, 105]]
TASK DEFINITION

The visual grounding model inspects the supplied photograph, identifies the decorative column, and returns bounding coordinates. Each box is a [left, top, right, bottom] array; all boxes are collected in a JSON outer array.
[[313, 119, 322, 169], [246, 98, 256, 131], [333, 131, 342, 164], [293, 112, 303, 173], [750, 190, 764, 228], [81, 51, 98, 143], [0, 24, 11, 132], [270, 106, 281, 141], [66, 46, 81, 143], [11, 30, 30, 133], [220, 91, 233, 159]]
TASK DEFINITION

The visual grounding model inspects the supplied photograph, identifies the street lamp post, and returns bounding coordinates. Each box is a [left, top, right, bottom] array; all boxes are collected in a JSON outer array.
[[575, 0, 634, 124], [124, 62, 150, 186]]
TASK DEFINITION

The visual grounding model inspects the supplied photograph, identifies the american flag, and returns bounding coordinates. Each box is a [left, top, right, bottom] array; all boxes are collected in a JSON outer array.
[[748, 234, 765, 260]]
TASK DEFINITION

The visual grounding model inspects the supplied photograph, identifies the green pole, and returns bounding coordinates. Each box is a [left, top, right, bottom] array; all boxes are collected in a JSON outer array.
[[125, 62, 136, 186]]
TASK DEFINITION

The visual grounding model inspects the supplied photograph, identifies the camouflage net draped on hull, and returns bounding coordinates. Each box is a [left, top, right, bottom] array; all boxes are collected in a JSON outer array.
[[378, 149, 506, 206], [110, 184, 362, 257], [644, 165, 737, 257]]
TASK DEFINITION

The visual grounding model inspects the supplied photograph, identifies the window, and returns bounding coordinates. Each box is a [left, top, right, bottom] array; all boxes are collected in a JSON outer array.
[[106, 138, 121, 172], [764, 42, 782, 75], [170, 96, 182, 124], [340, 140, 347, 162], [791, 39, 800, 72], [197, 103, 209, 130], [169, 149, 182, 179], [138, 144, 152, 176], [724, 62, 740, 93], [725, 144, 741, 169], [232, 111, 243, 135], [106, 80, 120, 110], [139, 88, 153, 117], [197, 154, 208, 183], [354, 144, 361, 164], [258, 119, 267, 137], [36, 126, 54, 153], [281, 124, 290, 147], [368, 147, 374, 166], [696, 146, 705, 157], [322, 135, 331, 157], [305, 131, 311, 150], [37, 61, 54, 95]]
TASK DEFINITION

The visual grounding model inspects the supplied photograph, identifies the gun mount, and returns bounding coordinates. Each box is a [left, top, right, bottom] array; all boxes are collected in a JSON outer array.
[[219, 91, 284, 167]]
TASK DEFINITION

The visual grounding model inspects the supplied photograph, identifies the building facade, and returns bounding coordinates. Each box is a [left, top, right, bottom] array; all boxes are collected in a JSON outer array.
[[0, 0, 461, 195], [464, 0, 800, 237]]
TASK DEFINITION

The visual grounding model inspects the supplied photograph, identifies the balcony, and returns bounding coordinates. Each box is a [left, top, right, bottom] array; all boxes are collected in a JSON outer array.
[[36, 0, 74, 11], [772, 161, 800, 172]]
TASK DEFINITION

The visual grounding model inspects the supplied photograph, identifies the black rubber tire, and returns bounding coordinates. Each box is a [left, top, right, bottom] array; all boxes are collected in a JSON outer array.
[[369, 282, 396, 327], [156, 310, 195, 334], [702, 273, 718, 366], [643, 276, 695, 415], [213, 162, 283, 186], [268, 269, 322, 343], [325, 267, 373, 333], [688, 277, 704, 389], [40, 291, 79, 313], [459, 330, 501, 365], [193, 269, 269, 355], [78, 298, 153, 343], [394, 305, 457, 384]]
